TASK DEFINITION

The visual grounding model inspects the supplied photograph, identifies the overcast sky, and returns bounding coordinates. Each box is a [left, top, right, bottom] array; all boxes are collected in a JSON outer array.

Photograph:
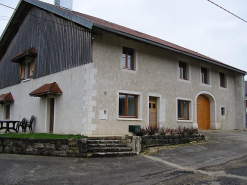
[[0, 0, 246, 80]]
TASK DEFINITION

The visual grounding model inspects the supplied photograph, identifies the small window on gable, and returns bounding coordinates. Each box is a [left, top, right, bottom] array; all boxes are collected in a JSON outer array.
[[122, 47, 134, 70], [179, 61, 187, 80], [10, 47, 37, 81], [201, 67, 208, 84], [178, 100, 190, 120], [219, 72, 226, 88], [20, 58, 35, 80]]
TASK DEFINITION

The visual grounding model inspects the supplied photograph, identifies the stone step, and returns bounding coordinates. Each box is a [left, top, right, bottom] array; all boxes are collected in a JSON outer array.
[[87, 140, 122, 144], [88, 151, 137, 158], [88, 147, 133, 153], [88, 137, 122, 140], [87, 143, 126, 148], [86, 137, 135, 158]]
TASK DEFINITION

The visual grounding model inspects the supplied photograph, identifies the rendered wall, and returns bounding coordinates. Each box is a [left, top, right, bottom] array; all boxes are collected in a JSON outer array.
[[90, 29, 245, 135], [0, 64, 94, 135], [0, 29, 245, 136]]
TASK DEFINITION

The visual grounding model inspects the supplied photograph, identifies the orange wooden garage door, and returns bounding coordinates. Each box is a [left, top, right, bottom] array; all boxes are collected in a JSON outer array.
[[197, 95, 210, 130]]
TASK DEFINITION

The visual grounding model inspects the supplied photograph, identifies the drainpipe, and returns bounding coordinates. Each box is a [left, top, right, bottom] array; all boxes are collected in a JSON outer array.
[[245, 77, 247, 128]]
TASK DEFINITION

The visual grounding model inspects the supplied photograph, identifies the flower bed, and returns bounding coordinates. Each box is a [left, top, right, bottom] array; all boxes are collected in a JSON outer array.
[[141, 134, 205, 148], [137, 126, 199, 136], [134, 126, 205, 149]]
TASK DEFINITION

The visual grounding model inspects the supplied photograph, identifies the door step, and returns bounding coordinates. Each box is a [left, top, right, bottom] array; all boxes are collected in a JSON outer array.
[[88, 151, 137, 158]]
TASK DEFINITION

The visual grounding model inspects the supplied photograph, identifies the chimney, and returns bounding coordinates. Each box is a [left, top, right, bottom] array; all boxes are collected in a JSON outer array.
[[55, 0, 73, 10]]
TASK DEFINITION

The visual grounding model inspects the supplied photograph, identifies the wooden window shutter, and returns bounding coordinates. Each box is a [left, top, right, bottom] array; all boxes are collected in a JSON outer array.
[[29, 60, 35, 77], [21, 64, 25, 80]]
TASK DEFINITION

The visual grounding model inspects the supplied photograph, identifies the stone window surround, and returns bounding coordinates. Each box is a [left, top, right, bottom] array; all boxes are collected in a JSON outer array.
[[219, 71, 228, 89], [176, 97, 193, 123], [177, 59, 191, 83], [200, 66, 211, 86], [220, 106, 226, 117], [117, 90, 142, 121], [121, 46, 138, 74]]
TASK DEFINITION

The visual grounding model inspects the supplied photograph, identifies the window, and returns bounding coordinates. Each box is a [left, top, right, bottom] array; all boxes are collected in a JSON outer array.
[[119, 94, 138, 118], [201, 67, 208, 84], [178, 100, 189, 120], [5, 104, 10, 120], [221, 107, 225, 116], [122, 47, 134, 70], [179, 61, 187, 80], [10, 47, 37, 80], [219, 72, 226, 88], [20, 59, 35, 80]]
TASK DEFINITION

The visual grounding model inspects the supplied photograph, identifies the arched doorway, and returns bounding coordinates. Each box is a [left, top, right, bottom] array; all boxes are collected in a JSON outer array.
[[197, 95, 210, 130]]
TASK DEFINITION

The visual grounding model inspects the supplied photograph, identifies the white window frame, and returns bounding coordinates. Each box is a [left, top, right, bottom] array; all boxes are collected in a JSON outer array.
[[21, 57, 35, 82]]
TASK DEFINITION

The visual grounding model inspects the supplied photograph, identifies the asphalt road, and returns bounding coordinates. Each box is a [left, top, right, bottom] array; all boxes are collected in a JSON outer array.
[[0, 130, 247, 185]]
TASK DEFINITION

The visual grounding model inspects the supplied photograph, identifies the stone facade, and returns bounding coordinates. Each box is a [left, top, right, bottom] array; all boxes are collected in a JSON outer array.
[[0, 137, 87, 157], [0, 135, 205, 157], [141, 134, 205, 148]]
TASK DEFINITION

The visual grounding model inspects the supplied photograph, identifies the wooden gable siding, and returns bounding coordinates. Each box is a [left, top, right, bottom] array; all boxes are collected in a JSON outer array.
[[0, 6, 91, 89]]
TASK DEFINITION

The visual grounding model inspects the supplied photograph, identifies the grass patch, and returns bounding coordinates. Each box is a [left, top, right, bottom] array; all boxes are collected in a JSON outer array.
[[0, 133, 87, 139]]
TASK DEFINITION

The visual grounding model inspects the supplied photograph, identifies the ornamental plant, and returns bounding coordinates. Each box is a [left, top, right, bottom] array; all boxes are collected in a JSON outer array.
[[136, 126, 198, 136]]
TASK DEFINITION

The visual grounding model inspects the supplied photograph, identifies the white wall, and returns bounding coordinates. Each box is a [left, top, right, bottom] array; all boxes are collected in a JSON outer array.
[[0, 64, 93, 135]]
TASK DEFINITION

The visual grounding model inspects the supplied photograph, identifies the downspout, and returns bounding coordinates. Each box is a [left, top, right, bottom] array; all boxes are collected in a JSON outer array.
[[245, 77, 247, 128]]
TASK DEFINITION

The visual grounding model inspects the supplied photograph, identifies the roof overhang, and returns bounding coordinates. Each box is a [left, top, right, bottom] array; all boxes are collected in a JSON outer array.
[[24, 0, 93, 29], [0, 0, 93, 61], [0, 0, 245, 76], [0, 92, 14, 104], [29, 82, 62, 97], [11, 47, 37, 63]]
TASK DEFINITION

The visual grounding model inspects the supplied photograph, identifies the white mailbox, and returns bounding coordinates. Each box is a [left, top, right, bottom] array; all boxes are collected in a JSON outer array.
[[99, 110, 107, 120]]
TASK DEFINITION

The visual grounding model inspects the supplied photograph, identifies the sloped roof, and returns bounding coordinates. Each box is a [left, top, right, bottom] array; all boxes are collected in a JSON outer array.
[[29, 82, 62, 97], [0, 92, 14, 104], [50, 2, 246, 74], [0, 0, 246, 75], [11, 47, 37, 62]]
